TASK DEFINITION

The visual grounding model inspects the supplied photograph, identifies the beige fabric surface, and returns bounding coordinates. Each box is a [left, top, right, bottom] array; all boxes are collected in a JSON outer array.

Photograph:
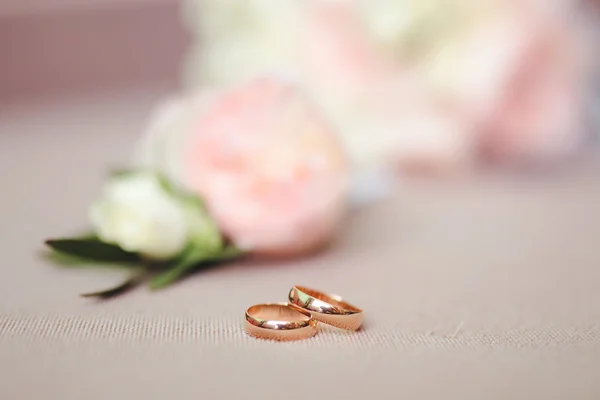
[[1, 88, 600, 399]]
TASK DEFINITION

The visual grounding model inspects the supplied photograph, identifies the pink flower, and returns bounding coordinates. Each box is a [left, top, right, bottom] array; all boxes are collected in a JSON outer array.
[[182, 0, 597, 173], [298, 2, 392, 102], [297, 2, 476, 173], [477, 4, 592, 163], [137, 77, 349, 256], [300, 0, 597, 169], [423, 1, 595, 164]]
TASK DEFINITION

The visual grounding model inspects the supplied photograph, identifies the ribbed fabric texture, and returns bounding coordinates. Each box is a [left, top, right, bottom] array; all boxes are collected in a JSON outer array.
[[1, 92, 600, 399]]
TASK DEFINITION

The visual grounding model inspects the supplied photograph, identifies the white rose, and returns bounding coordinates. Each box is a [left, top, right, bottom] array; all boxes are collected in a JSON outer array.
[[133, 93, 211, 189], [90, 172, 188, 260]]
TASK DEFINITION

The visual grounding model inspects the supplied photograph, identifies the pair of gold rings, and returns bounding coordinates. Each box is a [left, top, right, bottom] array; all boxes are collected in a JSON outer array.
[[244, 285, 363, 341]]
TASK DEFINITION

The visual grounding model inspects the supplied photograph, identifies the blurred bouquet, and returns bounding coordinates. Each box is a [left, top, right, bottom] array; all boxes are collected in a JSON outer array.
[[45, 78, 349, 296], [182, 0, 600, 173], [44, 0, 600, 296]]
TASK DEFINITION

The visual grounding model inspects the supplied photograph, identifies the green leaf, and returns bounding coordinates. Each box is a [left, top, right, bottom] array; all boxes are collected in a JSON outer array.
[[150, 247, 211, 290], [72, 231, 98, 241], [155, 172, 178, 194], [45, 238, 139, 264], [148, 250, 202, 290], [183, 200, 222, 251], [153, 171, 207, 208], [208, 245, 244, 262], [183, 191, 207, 211], [108, 167, 138, 178], [42, 249, 99, 267], [80, 268, 147, 299], [148, 245, 244, 290]]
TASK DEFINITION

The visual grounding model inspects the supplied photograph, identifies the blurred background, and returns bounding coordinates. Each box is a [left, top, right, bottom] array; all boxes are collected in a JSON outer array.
[[0, 0, 186, 102], [1, 3, 600, 398], [1, 0, 598, 175]]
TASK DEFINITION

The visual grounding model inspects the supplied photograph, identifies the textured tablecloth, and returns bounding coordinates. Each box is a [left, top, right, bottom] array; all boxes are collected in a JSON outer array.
[[1, 88, 600, 399]]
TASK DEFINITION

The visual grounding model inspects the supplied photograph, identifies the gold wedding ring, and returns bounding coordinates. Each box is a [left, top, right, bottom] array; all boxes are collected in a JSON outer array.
[[288, 286, 363, 330], [244, 303, 318, 341]]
